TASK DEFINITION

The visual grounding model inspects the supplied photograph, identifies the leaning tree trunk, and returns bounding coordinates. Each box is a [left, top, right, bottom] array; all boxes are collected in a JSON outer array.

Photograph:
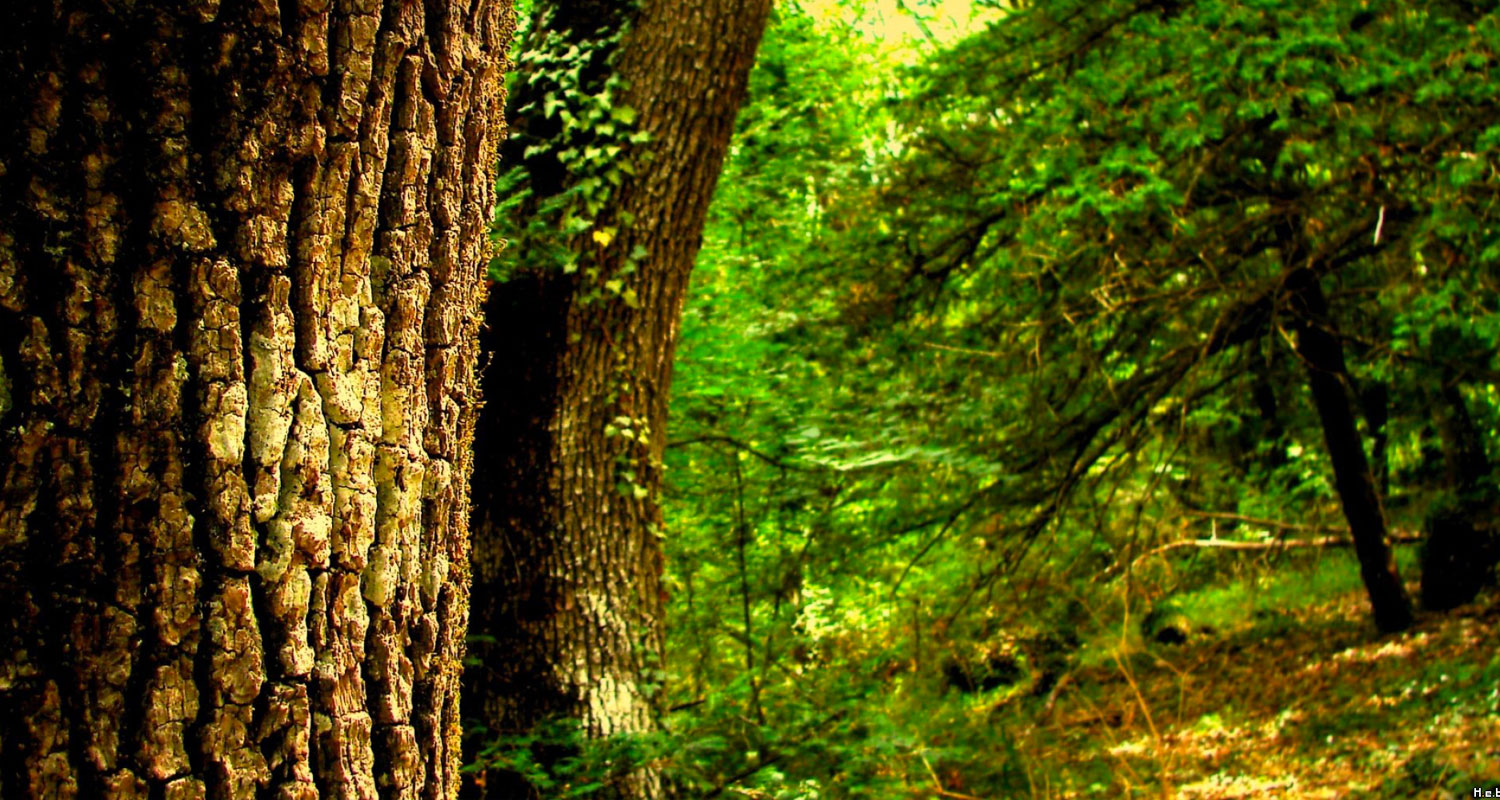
[[1284, 268, 1414, 633], [465, 0, 770, 796], [0, 2, 510, 798]]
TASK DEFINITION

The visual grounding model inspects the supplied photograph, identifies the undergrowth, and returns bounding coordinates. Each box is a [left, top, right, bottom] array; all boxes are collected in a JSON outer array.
[[481, 545, 1497, 799]]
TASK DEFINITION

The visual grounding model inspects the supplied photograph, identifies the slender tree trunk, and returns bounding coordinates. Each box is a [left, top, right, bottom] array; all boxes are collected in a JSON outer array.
[[1421, 375, 1498, 611], [465, 0, 770, 796], [0, 2, 511, 798], [1285, 268, 1413, 633], [1435, 379, 1492, 497]]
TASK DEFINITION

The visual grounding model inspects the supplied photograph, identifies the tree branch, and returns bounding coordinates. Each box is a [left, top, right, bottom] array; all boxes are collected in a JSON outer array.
[[667, 434, 811, 471]]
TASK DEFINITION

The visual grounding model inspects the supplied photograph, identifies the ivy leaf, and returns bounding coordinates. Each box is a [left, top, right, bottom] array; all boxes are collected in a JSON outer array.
[[542, 93, 564, 119]]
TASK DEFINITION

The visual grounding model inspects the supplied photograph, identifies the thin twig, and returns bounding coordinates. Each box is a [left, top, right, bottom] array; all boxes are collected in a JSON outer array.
[[919, 753, 989, 800]]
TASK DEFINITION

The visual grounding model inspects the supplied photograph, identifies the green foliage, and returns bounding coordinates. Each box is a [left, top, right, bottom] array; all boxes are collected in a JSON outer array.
[[466, 718, 671, 798], [491, 4, 649, 283], [488, 0, 1500, 794]]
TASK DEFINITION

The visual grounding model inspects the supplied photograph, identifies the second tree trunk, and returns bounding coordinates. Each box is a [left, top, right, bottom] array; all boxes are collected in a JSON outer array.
[[465, 0, 772, 796], [1286, 268, 1413, 633]]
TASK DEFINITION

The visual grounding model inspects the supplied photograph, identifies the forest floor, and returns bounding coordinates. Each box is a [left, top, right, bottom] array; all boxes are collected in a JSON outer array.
[[1005, 588, 1500, 799]]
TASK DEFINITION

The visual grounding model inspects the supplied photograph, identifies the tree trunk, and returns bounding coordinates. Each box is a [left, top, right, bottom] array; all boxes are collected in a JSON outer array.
[[1435, 379, 1492, 497], [465, 0, 770, 796], [1421, 376, 1498, 611], [0, 2, 511, 798], [1285, 268, 1413, 633]]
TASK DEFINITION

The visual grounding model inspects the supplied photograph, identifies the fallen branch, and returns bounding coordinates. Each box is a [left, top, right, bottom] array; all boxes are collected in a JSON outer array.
[[1097, 513, 1424, 581], [1182, 509, 1344, 534], [1143, 530, 1423, 559]]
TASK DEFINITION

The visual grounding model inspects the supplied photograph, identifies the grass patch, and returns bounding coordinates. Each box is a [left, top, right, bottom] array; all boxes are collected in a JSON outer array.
[[1167, 543, 1423, 635]]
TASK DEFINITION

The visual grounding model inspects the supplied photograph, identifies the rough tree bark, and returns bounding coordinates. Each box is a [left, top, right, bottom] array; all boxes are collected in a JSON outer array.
[[1284, 267, 1414, 633], [0, 1, 510, 798], [465, 0, 771, 796]]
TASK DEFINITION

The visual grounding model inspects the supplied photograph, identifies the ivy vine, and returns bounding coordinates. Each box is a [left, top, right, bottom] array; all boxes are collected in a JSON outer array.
[[491, 4, 650, 302]]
